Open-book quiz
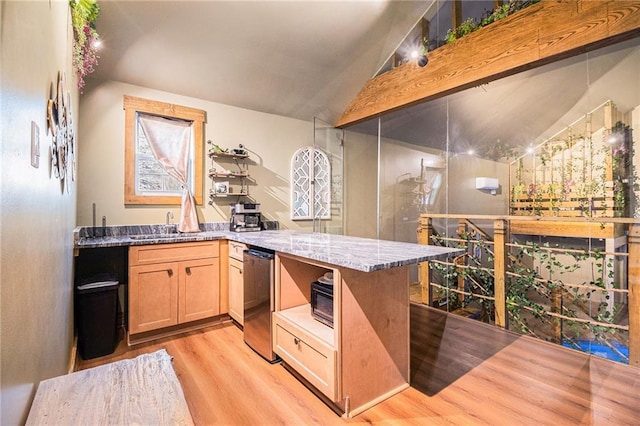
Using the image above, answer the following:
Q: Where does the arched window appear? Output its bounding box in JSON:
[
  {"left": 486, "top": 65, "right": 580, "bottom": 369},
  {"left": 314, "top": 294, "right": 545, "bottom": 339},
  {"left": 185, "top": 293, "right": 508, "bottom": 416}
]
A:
[{"left": 291, "top": 147, "right": 331, "bottom": 220}]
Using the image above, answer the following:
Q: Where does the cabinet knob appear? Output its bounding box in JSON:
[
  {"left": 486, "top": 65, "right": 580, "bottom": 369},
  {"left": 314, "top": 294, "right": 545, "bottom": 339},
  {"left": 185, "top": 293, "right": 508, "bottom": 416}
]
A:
[
  {"left": 186, "top": 267, "right": 191, "bottom": 275},
  {"left": 293, "top": 337, "right": 300, "bottom": 345},
  {"left": 167, "top": 269, "right": 173, "bottom": 277}
]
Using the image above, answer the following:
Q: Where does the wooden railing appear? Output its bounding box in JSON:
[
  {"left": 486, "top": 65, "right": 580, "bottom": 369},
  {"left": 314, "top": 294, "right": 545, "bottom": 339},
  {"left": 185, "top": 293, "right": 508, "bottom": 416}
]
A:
[{"left": 417, "top": 214, "right": 640, "bottom": 367}]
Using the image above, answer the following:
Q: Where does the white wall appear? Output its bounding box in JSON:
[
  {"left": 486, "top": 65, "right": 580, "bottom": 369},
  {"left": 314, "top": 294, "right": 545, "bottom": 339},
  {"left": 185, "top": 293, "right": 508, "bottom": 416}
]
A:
[
  {"left": 78, "top": 80, "right": 315, "bottom": 230},
  {"left": 1, "top": 1, "right": 77, "bottom": 424}
]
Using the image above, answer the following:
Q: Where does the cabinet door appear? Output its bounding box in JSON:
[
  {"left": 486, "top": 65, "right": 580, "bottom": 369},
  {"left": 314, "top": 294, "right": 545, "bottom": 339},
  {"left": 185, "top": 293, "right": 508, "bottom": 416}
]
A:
[
  {"left": 129, "top": 263, "right": 179, "bottom": 334},
  {"left": 228, "top": 258, "right": 243, "bottom": 325},
  {"left": 179, "top": 258, "right": 220, "bottom": 324}
]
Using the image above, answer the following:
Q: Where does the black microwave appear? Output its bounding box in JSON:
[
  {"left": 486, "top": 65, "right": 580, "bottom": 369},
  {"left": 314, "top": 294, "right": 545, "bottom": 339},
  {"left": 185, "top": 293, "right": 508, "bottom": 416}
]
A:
[{"left": 311, "top": 281, "right": 333, "bottom": 328}]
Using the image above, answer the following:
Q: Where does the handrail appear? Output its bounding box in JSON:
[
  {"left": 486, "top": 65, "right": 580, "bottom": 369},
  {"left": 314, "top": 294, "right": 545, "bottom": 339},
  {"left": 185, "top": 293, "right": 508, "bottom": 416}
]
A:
[
  {"left": 417, "top": 213, "right": 640, "bottom": 367},
  {"left": 420, "top": 213, "right": 640, "bottom": 224}
]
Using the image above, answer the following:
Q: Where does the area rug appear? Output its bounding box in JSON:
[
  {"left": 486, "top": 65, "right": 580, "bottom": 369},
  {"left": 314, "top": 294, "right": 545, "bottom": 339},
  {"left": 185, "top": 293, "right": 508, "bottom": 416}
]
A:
[{"left": 26, "top": 349, "right": 193, "bottom": 425}]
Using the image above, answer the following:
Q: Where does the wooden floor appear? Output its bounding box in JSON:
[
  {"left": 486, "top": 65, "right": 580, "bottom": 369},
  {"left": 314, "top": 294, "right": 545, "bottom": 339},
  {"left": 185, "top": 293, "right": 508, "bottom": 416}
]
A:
[{"left": 77, "top": 305, "right": 640, "bottom": 425}]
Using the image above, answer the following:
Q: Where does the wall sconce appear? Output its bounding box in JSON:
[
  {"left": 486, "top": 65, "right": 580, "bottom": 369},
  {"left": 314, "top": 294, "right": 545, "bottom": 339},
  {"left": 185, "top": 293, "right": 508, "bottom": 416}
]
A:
[
  {"left": 410, "top": 49, "right": 428, "bottom": 67},
  {"left": 475, "top": 177, "right": 499, "bottom": 195}
]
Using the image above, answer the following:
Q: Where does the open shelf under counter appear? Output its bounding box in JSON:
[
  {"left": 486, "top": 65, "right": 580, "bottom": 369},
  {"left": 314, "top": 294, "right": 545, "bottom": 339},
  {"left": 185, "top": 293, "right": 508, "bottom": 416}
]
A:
[
  {"left": 275, "top": 303, "right": 334, "bottom": 347},
  {"left": 273, "top": 250, "right": 415, "bottom": 417}
]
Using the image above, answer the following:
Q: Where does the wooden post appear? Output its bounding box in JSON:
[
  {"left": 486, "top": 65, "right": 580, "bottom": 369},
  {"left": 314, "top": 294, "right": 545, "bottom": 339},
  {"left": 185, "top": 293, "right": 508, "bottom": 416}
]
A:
[
  {"left": 392, "top": 52, "right": 403, "bottom": 68},
  {"left": 420, "top": 18, "right": 430, "bottom": 47},
  {"left": 417, "top": 216, "right": 433, "bottom": 306},
  {"left": 628, "top": 224, "right": 640, "bottom": 367},
  {"left": 493, "top": 219, "right": 508, "bottom": 329},
  {"left": 457, "top": 220, "right": 467, "bottom": 306},
  {"left": 452, "top": 0, "right": 462, "bottom": 32},
  {"left": 550, "top": 287, "right": 562, "bottom": 344}
]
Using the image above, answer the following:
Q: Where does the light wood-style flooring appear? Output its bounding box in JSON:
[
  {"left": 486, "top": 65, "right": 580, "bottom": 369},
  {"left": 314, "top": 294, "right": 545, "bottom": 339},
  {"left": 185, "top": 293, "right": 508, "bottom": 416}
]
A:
[{"left": 76, "top": 304, "right": 640, "bottom": 425}]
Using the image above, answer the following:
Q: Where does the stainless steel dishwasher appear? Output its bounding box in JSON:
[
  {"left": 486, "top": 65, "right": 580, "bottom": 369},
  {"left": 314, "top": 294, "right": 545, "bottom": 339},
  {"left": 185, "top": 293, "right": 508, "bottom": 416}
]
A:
[{"left": 243, "top": 247, "right": 279, "bottom": 363}]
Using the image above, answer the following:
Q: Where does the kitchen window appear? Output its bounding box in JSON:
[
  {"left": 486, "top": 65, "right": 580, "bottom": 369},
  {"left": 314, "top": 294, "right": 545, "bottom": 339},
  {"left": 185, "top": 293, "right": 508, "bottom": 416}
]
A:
[{"left": 123, "top": 96, "right": 205, "bottom": 205}]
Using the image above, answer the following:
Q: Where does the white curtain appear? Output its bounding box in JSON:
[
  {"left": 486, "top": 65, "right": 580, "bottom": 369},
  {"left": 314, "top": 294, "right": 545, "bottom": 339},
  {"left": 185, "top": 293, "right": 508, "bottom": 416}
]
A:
[{"left": 138, "top": 113, "right": 200, "bottom": 232}]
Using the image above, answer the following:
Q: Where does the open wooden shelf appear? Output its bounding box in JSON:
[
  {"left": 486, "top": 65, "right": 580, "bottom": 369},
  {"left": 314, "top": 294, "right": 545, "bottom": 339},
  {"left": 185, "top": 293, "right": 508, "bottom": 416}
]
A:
[{"left": 276, "top": 304, "right": 334, "bottom": 347}]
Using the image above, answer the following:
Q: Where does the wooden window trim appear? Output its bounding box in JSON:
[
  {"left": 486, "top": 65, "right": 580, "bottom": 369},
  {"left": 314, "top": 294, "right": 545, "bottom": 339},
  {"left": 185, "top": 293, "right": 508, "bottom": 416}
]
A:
[{"left": 123, "top": 95, "right": 205, "bottom": 205}]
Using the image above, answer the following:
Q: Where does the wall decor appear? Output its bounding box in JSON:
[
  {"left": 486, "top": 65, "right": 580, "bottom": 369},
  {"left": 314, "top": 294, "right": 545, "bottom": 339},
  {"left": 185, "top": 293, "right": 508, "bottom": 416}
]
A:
[
  {"left": 47, "top": 72, "right": 75, "bottom": 192},
  {"left": 215, "top": 181, "right": 230, "bottom": 196},
  {"left": 290, "top": 146, "right": 331, "bottom": 220}
]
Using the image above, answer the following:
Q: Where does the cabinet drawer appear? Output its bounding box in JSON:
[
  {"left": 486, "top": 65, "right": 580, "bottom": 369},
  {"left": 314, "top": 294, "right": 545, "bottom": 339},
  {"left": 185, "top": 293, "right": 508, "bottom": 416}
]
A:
[
  {"left": 229, "top": 257, "right": 243, "bottom": 271},
  {"left": 274, "top": 322, "right": 337, "bottom": 401},
  {"left": 229, "top": 241, "right": 247, "bottom": 261},
  {"left": 130, "top": 241, "right": 219, "bottom": 266}
]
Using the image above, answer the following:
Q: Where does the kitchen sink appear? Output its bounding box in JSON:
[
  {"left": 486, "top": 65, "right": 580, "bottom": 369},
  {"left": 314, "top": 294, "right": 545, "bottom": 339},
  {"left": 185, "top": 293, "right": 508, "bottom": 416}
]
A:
[{"left": 129, "top": 233, "right": 205, "bottom": 240}]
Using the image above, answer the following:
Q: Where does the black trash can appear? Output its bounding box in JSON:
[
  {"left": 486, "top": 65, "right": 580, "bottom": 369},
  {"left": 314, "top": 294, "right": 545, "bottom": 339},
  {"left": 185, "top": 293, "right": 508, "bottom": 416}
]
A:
[{"left": 75, "top": 275, "right": 120, "bottom": 360}]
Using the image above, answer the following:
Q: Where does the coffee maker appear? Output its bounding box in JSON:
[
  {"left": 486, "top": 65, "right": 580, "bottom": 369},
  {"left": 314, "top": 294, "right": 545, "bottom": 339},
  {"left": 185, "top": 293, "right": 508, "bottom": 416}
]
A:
[{"left": 230, "top": 203, "right": 262, "bottom": 232}]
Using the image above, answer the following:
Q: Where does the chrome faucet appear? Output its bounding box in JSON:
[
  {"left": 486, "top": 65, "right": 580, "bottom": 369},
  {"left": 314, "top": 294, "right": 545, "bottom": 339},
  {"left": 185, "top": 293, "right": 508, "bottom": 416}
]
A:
[{"left": 165, "top": 211, "right": 176, "bottom": 233}]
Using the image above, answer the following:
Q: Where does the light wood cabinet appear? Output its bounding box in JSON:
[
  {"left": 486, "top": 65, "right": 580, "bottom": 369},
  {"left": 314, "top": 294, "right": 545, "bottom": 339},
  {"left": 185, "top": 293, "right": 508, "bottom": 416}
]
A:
[
  {"left": 129, "top": 262, "right": 179, "bottom": 333},
  {"left": 129, "top": 242, "right": 220, "bottom": 337},
  {"left": 273, "top": 253, "right": 409, "bottom": 418},
  {"left": 228, "top": 241, "right": 246, "bottom": 325},
  {"left": 179, "top": 257, "right": 220, "bottom": 323},
  {"left": 228, "top": 257, "right": 244, "bottom": 324},
  {"left": 274, "top": 305, "right": 337, "bottom": 401}
]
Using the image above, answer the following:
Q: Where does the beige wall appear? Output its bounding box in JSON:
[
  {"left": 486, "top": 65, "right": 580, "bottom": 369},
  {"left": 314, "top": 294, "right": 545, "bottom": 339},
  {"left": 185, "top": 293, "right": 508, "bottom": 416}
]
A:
[
  {"left": 343, "top": 130, "right": 378, "bottom": 238},
  {"left": 344, "top": 129, "right": 510, "bottom": 241},
  {"left": 447, "top": 154, "right": 510, "bottom": 216},
  {"left": 379, "top": 140, "right": 447, "bottom": 243},
  {"left": 1, "top": 1, "right": 77, "bottom": 424},
  {"left": 78, "top": 80, "right": 315, "bottom": 231}
]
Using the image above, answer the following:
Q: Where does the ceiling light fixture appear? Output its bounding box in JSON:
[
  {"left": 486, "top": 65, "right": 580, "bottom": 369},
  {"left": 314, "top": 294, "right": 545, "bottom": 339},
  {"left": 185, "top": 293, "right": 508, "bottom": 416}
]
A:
[{"left": 606, "top": 133, "right": 620, "bottom": 144}]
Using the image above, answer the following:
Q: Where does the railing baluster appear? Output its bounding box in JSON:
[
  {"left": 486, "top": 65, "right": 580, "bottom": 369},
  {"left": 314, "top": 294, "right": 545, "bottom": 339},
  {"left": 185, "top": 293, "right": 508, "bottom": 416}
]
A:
[
  {"left": 628, "top": 224, "right": 640, "bottom": 367},
  {"left": 494, "top": 219, "right": 508, "bottom": 329},
  {"left": 417, "top": 216, "right": 433, "bottom": 306}
]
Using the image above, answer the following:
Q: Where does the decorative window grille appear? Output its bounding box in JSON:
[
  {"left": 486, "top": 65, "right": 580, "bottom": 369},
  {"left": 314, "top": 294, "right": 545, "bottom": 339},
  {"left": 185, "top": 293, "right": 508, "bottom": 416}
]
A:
[{"left": 291, "top": 147, "right": 331, "bottom": 220}]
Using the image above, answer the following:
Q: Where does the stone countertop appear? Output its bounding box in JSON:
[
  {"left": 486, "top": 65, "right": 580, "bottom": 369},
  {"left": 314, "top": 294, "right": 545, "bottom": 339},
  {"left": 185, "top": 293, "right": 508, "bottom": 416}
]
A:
[
  {"left": 75, "top": 226, "right": 461, "bottom": 273},
  {"left": 231, "top": 230, "right": 461, "bottom": 272}
]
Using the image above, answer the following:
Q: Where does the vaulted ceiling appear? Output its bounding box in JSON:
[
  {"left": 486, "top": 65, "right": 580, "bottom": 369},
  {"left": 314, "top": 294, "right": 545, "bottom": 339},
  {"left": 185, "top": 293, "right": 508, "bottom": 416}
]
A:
[{"left": 87, "top": 0, "right": 432, "bottom": 124}]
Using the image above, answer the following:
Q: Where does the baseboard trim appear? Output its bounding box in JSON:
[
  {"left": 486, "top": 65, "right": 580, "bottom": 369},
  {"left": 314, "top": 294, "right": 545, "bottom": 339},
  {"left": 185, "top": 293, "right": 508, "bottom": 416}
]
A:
[{"left": 68, "top": 334, "right": 78, "bottom": 374}]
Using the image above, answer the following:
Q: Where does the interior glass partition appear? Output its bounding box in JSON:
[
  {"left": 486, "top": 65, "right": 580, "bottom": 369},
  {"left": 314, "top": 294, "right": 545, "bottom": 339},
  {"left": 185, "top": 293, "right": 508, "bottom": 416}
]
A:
[
  {"left": 342, "top": 36, "right": 640, "bottom": 364},
  {"left": 313, "top": 117, "right": 344, "bottom": 234}
]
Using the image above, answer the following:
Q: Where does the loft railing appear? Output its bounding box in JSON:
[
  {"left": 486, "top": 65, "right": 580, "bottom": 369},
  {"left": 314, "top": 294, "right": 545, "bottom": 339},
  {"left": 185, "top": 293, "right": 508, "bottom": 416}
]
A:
[{"left": 417, "top": 213, "right": 640, "bottom": 367}]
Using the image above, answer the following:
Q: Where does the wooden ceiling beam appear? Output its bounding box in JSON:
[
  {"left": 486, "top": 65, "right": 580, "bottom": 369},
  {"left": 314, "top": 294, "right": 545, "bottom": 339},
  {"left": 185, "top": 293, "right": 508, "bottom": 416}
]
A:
[{"left": 335, "top": 1, "right": 640, "bottom": 128}]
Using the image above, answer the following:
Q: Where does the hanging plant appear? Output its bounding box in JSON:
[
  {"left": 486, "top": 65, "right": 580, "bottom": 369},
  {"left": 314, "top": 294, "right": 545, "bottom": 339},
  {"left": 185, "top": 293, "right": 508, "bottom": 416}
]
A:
[
  {"left": 445, "top": 0, "right": 541, "bottom": 44},
  {"left": 69, "top": 0, "right": 100, "bottom": 92}
]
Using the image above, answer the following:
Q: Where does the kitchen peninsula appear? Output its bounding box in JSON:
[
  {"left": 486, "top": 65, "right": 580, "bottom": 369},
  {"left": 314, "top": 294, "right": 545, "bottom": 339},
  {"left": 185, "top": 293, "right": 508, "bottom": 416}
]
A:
[{"left": 74, "top": 228, "right": 460, "bottom": 417}]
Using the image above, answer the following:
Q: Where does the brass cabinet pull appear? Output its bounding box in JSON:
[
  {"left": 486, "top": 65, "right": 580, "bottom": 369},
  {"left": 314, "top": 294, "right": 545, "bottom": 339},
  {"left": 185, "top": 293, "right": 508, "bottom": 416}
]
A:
[
  {"left": 167, "top": 269, "right": 173, "bottom": 277},
  {"left": 186, "top": 267, "right": 191, "bottom": 275},
  {"left": 293, "top": 337, "right": 300, "bottom": 345}
]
